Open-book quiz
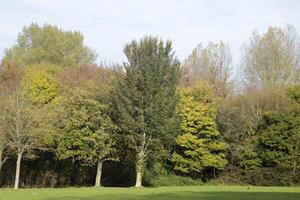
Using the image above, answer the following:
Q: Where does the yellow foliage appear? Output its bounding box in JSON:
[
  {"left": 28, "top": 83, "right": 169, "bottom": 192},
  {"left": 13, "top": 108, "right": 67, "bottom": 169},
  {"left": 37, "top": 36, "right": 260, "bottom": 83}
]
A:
[
  {"left": 22, "top": 65, "right": 58, "bottom": 105},
  {"left": 172, "top": 85, "right": 227, "bottom": 174}
]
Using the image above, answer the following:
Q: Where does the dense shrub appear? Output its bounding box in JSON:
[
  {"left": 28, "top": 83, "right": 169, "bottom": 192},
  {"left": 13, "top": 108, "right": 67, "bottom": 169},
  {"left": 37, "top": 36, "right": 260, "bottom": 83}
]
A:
[
  {"left": 145, "top": 174, "right": 203, "bottom": 187},
  {"left": 219, "top": 167, "right": 300, "bottom": 186}
]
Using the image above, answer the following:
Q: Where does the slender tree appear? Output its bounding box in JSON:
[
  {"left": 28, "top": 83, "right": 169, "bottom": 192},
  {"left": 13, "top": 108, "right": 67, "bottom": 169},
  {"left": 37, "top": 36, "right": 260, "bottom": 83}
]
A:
[
  {"left": 113, "top": 36, "right": 180, "bottom": 187},
  {"left": 2, "top": 93, "right": 43, "bottom": 189},
  {"left": 0, "top": 63, "right": 24, "bottom": 175}
]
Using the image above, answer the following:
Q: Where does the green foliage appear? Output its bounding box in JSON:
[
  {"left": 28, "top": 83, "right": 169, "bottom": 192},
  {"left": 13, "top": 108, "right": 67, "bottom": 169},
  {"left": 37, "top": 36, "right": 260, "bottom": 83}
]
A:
[
  {"left": 57, "top": 88, "right": 116, "bottom": 165},
  {"left": 239, "top": 147, "right": 262, "bottom": 170},
  {"left": 114, "top": 36, "right": 180, "bottom": 137},
  {"left": 287, "top": 85, "right": 300, "bottom": 103},
  {"left": 146, "top": 174, "right": 203, "bottom": 187},
  {"left": 22, "top": 66, "right": 58, "bottom": 105},
  {"left": 19, "top": 64, "right": 60, "bottom": 148},
  {"left": 287, "top": 85, "right": 300, "bottom": 114},
  {"left": 256, "top": 112, "right": 300, "bottom": 171},
  {"left": 3, "top": 23, "right": 96, "bottom": 67},
  {"left": 220, "top": 167, "right": 300, "bottom": 186},
  {"left": 2, "top": 23, "right": 300, "bottom": 188},
  {"left": 112, "top": 36, "right": 180, "bottom": 176},
  {"left": 172, "top": 83, "right": 227, "bottom": 175},
  {"left": 238, "top": 109, "right": 300, "bottom": 176}
]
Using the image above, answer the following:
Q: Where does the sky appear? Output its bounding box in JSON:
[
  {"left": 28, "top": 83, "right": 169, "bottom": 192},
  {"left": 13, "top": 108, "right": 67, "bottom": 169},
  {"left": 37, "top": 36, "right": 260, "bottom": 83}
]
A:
[{"left": 1, "top": 0, "right": 300, "bottom": 67}]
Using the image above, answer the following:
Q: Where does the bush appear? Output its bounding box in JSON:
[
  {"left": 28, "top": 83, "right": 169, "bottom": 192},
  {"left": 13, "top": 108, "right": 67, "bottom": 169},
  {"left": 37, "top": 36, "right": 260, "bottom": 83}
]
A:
[
  {"left": 146, "top": 174, "right": 203, "bottom": 187},
  {"left": 219, "top": 167, "right": 300, "bottom": 186}
]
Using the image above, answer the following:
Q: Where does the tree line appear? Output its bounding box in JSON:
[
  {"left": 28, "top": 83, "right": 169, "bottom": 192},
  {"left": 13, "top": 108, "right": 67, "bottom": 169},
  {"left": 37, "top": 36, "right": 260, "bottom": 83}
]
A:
[{"left": 0, "top": 23, "right": 300, "bottom": 189}]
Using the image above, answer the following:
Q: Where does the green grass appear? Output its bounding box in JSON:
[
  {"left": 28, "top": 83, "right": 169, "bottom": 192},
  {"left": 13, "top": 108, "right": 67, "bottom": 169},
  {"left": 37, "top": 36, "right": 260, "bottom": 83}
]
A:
[{"left": 0, "top": 186, "right": 300, "bottom": 200}]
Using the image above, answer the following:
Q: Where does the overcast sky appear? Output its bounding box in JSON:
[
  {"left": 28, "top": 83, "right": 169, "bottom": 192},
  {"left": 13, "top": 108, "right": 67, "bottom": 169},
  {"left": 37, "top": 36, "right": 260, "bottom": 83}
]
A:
[{"left": 1, "top": 0, "right": 300, "bottom": 67}]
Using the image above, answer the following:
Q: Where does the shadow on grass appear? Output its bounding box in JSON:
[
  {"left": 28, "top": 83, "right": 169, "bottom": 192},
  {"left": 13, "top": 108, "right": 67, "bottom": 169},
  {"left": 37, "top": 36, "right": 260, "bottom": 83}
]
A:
[{"left": 40, "top": 191, "right": 300, "bottom": 200}]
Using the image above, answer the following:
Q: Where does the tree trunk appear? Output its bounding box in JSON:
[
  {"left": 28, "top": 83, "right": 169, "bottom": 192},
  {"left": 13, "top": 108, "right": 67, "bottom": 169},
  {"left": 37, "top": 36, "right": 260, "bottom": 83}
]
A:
[
  {"left": 135, "top": 132, "right": 146, "bottom": 188},
  {"left": 0, "top": 148, "right": 3, "bottom": 172},
  {"left": 135, "top": 161, "right": 142, "bottom": 188},
  {"left": 293, "top": 160, "right": 297, "bottom": 176},
  {"left": 213, "top": 168, "right": 216, "bottom": 178},
  {"left": 95, "top": 160, "right": 103, "bottom": 187},
  {"left": 14, "top": 151, "right": 23, "bottom": 189}
]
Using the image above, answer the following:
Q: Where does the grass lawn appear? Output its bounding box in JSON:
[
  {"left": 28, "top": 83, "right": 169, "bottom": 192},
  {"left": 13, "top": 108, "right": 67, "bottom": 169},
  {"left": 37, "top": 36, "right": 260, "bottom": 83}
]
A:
[{"left": 0, "top": 186, "right": 300, "bottom": 200}]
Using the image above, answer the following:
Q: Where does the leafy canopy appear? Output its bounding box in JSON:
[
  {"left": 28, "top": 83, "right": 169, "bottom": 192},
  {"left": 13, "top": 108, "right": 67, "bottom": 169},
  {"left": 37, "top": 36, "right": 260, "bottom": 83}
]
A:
[
  {"left": 57, "top": 88, "right": 116, "bottom": 165},
  {"left": 3, "top": 23, "right": 96, "bottom": 68}
]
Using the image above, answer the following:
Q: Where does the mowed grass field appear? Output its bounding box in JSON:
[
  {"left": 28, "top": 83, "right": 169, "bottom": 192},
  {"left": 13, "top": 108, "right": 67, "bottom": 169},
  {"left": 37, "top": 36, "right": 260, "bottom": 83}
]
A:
[{"left": 0, "top": 186, "right": 300, "bottom": 200}]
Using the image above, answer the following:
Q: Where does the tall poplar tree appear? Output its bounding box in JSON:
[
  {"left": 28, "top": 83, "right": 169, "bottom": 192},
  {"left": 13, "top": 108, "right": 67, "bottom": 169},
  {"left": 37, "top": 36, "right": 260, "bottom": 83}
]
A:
[{"left": 113, "top": 36, "right": 180, "bottom": 187}]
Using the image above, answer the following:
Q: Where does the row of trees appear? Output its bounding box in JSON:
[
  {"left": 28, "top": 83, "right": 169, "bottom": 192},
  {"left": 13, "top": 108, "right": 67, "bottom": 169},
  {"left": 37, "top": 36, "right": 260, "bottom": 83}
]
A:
[{"left": 0, "top": 23, "right": 300, "bottom": 189}]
